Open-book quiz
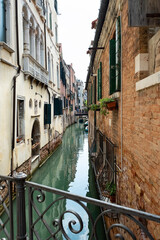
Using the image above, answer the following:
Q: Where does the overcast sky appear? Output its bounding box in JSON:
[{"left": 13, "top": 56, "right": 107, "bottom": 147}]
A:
[{"left": 58, "top": 0, "right": 100, "bottom": 83}]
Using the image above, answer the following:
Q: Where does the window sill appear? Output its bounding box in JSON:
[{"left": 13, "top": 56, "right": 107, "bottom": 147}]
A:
[
  {"left": 110, "top": 91, "right": 120, "bottom": 99},
  {"left": 0, "top": 42, "right": 14, "bottom": 53},
  {"left": 136, "top": 71, "right": 160, "bottom": 91}
]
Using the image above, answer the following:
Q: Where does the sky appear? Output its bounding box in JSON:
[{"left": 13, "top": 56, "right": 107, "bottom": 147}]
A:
[{"left": 57, "top": 0, "right": 100, "bottom": 83}]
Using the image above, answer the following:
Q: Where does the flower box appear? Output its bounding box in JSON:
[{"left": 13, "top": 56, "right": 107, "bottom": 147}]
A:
[{"left": 106, "top": 100, "right": 117, "bottom": 110}]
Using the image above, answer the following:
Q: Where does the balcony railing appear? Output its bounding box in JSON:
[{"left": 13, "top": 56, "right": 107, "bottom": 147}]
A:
[
  {"left": 23, "top": 54, "right": 49, "bottom": 85},
  {"left": 0, "top": 173, "right": 160, "bottom": 239}
]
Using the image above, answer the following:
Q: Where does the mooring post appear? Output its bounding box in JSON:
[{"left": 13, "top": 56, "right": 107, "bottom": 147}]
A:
[{"left": 14, "top": 172, "right": 27, "bottom": 240}]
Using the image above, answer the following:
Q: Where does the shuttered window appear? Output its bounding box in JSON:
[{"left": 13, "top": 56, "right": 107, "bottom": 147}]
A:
[
  {"left": 0, "top": 0, "right": 6, "bottom": 42},
  {"left": 99, "top": 62, "right": 102, "bottom": 99},
  {"left": 109, "top": 16, "right": 121, "bottom": 95},
  {"left": 109, "top": 39, "right": 116, "bottom": 95},
  {"left": 54, "top": 98, "right": 62, "bottom": 116},
  {"left": 116, "top": 16, "right": 121, "bottom": 91},
  {"left": 44, "top": 104, "right": 51, "bottom": 124},
  {"left": 97, "top": 62, "right": 102, "bottom": 100},
  {"left": 91, "top": 85, "right": 93, "bottom": 104}
]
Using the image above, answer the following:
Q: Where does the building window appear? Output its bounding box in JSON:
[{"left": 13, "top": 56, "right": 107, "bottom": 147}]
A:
[
  {"left": 54, "top": 0, "right": 58, "bottom": 13},
  {"left": 40, "top": 35, "right": 44, "bottom": 66},
  {"left": 51, "top": 55, "right": 54, "bottom": 83},
  {"left": 109, "top": 16, "right": 121, "bottom": 95},
  {"left": 34, "top": 99, "right": 38, "bottom": 114},
  {"left": 0, "top": 0, "right": 11, "bottom": 44},
  {"left": 29, "top": 98, "right": 32, "bottom": 108},
  {"left": 55, "top": 23, "right": 58, "bottom": 45},
  {"left": 48, "top": 52, "right": 51, "bottom": 81},
  {"left": 49, "top": 12, "right": 52, "bottom": 30},
  {"left": 17, "top": 99, "right": 25, "bottom": 142},
  {"left": 39, "top": 100, "right": 41, "bottom": 108},
  {"left": 57, "top": 64, "right": 60, "bottom": 88},
  {"left": 0, "top": 0, "right": 6, "bottom": 42},
  {"left": 97, "top": 62, "right": 102, "bottom": 100},
  {"left": 44, "top": 103, "right": 51, "bottom": 125},
  {"left": 54, "top": 98, "right": 62, "bottom": 116}
]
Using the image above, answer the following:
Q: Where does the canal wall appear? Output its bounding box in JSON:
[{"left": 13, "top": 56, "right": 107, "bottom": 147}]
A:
[{"left": 15, "top": 134, "right": 62, "bottom": 178}]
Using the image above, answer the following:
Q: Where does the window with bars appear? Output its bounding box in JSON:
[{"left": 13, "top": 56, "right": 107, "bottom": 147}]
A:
[{"left": 109, "top": 16, "right": 121, "bottom": 95}]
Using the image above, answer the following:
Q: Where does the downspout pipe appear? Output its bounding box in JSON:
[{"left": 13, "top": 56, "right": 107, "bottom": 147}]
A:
[{"left": 11, "top": 0, "right": 21, "bottom": 175}]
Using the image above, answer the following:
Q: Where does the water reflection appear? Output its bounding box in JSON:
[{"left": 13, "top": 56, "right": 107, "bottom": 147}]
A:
[{"left": 0, "top": 123, "right": 105, "bottom": 239}]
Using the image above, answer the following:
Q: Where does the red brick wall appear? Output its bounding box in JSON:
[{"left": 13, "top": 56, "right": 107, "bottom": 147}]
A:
[{"left": 88, "top": 0, "right": 160, "bottom": 237}]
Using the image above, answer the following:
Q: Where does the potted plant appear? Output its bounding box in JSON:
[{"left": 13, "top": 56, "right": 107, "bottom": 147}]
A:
[
  {"left": 99, "top": 98, "right": 117, "bottom": 111},
  {"left": 105, "top": 182, "right": 116, "bottom": 203},
  {"left": 90, "top": 104, "right": 100, "bottom": 111}
]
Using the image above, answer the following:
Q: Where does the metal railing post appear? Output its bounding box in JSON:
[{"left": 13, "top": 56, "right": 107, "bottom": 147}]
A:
[{"left": 14, "top": 172, "right": 27, "bottom": 240}]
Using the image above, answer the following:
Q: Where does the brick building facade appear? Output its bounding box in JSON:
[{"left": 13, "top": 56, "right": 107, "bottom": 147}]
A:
[{"left": 86, "top": 0, "right": 160, "bottom": 237}]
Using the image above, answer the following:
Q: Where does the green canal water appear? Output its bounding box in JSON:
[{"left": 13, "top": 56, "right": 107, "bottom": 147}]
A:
[{"left": 1, "top": 123, "right": 105, "bottom": 239}]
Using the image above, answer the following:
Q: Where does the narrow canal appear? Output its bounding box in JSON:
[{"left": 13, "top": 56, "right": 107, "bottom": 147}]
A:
[
  {"left": 1, "top": 123, "right": 105, "bottom": 239},
  {"left": 30, "top": 122, "right": 105, "bottom": 239}
]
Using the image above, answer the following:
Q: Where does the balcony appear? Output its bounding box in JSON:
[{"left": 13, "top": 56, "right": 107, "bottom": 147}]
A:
[{"left": 23, "top": 54, "right": 49, "bottom": 85}]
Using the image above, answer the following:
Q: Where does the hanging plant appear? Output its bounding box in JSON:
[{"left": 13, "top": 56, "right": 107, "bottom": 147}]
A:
[
  {"left": 90, "top": 104, "right": 100, "bottom": 111},
  {"left": 99, "top": 98, "right": 117, "bottom": 112}
]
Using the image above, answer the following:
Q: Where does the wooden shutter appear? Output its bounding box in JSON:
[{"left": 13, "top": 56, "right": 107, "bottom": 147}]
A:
[
  {"left": 44, "top": 104, "right": 51, "bottom": 124},
  {"left": 91, "top": 85, "right": 92, "bottom": 104},
  {"left": 109, "top": 39, "right": 116, "bottom": 95},
  {"left": 97, "top": 68, "right": 100, "bottom": 100},
  {"left": 54, "top": 98, "right": 62, "bottom": 115},
  {"left": 116, "top": 16, "right": 121, "bottom": 91},
  {"left": 99, "top": 62, "right": 102, "bottom": 99}
]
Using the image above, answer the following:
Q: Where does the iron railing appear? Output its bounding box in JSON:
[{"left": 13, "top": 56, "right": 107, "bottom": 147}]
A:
[{"left": 0, "top": 173, "right": 160, "bottom": 239}]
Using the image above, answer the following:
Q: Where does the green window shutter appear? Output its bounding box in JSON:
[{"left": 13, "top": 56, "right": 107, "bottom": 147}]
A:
[
  {"left": 99, "top": 62, "right": 102, "bottom": 99},
  {"left": 54, "top": 98, "right": 62, "bottom": 115},
  {"left": 91, "top": 85, "right": 92, "bottom": 104},
  {"left": 109, "top": 39, "right": 116, "bottom": 95},
  {"left": 116, "top": 16, "right": 121, "bottom": 91},
  {"left": 44, "top": 104, "right": 51, "bottom": 124},
  {"left": 97, "top": 68, "right": 100, "bottom": 100}
]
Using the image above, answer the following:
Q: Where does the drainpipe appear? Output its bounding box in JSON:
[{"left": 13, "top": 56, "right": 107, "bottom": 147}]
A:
[{"left": 11, "top": 0, "right": 21, "bottom": 175}]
